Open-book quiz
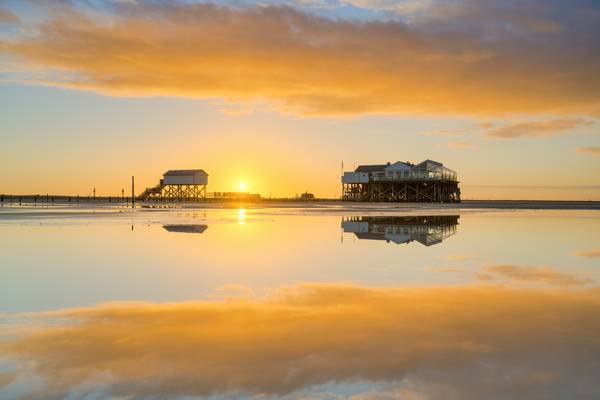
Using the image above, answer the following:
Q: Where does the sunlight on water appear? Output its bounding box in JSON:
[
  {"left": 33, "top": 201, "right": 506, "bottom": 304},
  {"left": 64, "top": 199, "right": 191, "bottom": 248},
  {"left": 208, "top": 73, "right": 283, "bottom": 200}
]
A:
[{"left": 0, "top": 206, "right": 599, "bottom": 399}]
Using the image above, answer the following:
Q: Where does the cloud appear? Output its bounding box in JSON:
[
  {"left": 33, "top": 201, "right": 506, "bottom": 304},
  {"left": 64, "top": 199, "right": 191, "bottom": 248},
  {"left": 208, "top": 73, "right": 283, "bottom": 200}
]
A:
[
  {"left": 478, "top": 264, "right": 591, "bottom": 287},
  {"left": 576, "top": 146, "right": 600, "bottom": 155},
  {"left": 447, "top": 141, "right": 474, "bottom": 149},
  {"left": 2, "top": 284, "right": 600, "bottom": 399},
  {"left": 424, "top": 266, "right": 465, "bottom": 272},
  {"left": 483, "top": 118, "right": 591, "bottom": 139},
  {"left": 421, "top": 129, "right": 467, "bottom": 137},
  {"left": 0, "top": 1, "right": 599, "bottom": 115},
  {"left": 344, "top": 0, "right": 436, "bottom": 15},
  {"left": 0, "top": 8, "right": 18, "bottom": 23},
  {"left": 0, "top": 373, "right": 16, "bottom": 387},
  {"left": 575, "top": 248, "right": 600, "bottom": 258}
]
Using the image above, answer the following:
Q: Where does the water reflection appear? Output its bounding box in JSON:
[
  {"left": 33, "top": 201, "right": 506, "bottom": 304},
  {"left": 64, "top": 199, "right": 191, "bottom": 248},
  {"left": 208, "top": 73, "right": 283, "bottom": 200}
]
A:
[
  {"left": 1, "top": 284, "right": 598, "bottom": 399},
  {"left": 342, "top": 215, "right": 459, "bottom": 246},
  {"left": 162, "top": 224, "right": 208, "bottom": 234}
]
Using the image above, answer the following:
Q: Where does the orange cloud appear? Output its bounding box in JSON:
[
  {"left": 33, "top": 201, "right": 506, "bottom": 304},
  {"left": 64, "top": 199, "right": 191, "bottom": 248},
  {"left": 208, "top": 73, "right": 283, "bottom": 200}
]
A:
[
  {"left": 575, "top": 248, "right": 600, "bottom": 258},
  {"left": 483, "top": 118, "right": 591, "bottom": 139},
  {"left": 424, "top": 266, "right": 465, "bottom": 272},
  {"left": 0, "top": 8, "right": 18, "bottom": 23},
  {"left": 1, "top": 2, "right": 599, "bottom": 116},
  {"left": 421, "top": 129, "right": 467, "bottom": 137},
  {"left": 1, "top": 284, "right": 600, "bottom": 399},
  {"left": 447, "top": 140, "right": 475, "bottom": 149}
]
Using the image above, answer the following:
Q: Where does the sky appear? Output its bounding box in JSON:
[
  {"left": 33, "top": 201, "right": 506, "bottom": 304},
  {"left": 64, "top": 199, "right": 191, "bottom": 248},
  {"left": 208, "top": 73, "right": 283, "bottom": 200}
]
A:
[{"left": 0, "top": 0, "right": 599, "bottom": 199}]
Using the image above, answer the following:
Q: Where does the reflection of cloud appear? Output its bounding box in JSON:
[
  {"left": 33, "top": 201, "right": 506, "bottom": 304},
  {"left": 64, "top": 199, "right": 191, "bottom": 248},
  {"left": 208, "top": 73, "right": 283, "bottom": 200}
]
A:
[
  {"left": 576, "top": 146, "right": 600, "bottom": 155},
  {"left": 1, "top": 1, "right": 599, "bottom": 115},
  {"left": 446, "top": 254, "right": 472, "bottom": 261},
  {"left": 0, "top": 8, "right": 18, "bottom": 23},
  {"left": 478, "top": 264, "right": 591, "bottom": 287},
  {"left": 575, "top": 248, "right": 600, "bottom": 258},
  {"left": 0, "top": 372, "right": 16, "bottom": 387},
  {"left": 484, "top": 118, "right": 590, "bottom": 139},
  {"left": 2, "top": 284, "right": 600, "bottom": 399}
]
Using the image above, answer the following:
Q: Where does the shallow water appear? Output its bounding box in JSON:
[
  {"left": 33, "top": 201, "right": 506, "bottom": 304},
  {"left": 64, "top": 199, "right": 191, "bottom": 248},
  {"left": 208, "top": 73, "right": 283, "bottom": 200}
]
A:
[{"left": 0, "top": 205, "right": 599, "bottom": 399}]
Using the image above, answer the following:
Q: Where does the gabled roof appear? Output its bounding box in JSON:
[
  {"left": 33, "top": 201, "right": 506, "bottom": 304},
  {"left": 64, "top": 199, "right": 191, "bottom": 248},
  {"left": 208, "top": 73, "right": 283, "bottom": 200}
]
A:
[
  {"left": 416, "top": 159, "right": 443, "bottom": 169},
  {"left": 355, "top": 164, "right": 388, "bottom": 173},
  {"left": 385, "top": 161, "right": 412, "bottom": 171},
  {"left": 163, "top": 169, "right": 208, "bottom": 176}
]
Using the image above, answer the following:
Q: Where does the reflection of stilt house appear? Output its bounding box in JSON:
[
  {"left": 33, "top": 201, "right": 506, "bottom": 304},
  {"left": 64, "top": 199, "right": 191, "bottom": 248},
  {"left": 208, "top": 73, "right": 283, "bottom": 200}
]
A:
[
  {"left": 139, "top": 170, "right": 208, "bottom": 201},
  {"left": 162, "top": 224, "right": 208, "bottom": 233},
  {"left": 342, "top": 216, "right": 459, "bottom": 246},
  {"left": 342, "top": 160, "right": 460, "bottom": 202}
]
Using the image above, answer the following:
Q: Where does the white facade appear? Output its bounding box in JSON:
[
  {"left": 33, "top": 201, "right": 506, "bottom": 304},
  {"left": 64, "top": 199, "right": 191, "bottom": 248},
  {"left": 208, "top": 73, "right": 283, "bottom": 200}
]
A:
[
  {"left": 342, "top": 160, "right": 457, "bottom": 183},
  {"left": 342, "top": 172, "right": 369, "bottom": 184},
  {"left": 383, "top": 161, "right": 412, "bottom": 180},
  {"left": 341, "top": 220, "right": 369, "bottom": 233},
  {"left": 163, "top": 170, "right": 208, "bottom": 185}
]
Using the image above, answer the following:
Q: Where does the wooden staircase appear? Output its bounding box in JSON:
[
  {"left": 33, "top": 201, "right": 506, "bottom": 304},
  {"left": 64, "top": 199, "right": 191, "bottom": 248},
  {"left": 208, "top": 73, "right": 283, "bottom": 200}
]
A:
[{"left": 137, "top": 182, "right": 165, "bottom": 200}]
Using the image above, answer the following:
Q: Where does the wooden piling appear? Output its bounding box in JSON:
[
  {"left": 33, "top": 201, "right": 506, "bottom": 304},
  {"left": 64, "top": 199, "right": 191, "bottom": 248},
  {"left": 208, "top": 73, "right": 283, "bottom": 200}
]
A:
[{"left": 132, "top": 176, "right": 135, "bottom": 209}]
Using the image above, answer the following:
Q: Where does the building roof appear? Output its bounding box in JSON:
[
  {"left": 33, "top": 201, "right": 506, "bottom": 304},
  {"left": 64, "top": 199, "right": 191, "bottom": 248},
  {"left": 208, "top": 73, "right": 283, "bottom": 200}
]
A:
[
  {"left": 163, "top": 169, "right": 208, "bottom": 176},
  {"left": 385, "top": 161, "right": 413, "bottom": 171},
  {"left": 355, "top": 164, "right": 388, "bottom": 173},
  {"left": 416, "top": 160, "right": 443, "bottom": 169}
]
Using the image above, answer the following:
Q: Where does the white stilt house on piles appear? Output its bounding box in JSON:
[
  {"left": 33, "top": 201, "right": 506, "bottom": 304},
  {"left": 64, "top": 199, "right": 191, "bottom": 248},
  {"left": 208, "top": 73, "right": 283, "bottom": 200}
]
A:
[
  {"left": 342, "top": 160, "right": 460, "bottom": 202},
  {"left": 139, "top": 169, "right": 208, "bottom": 201}
]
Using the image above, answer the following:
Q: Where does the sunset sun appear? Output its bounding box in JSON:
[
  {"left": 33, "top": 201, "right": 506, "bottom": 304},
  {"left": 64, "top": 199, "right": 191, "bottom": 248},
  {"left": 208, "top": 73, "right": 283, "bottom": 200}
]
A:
[{"left": 238, "top": 182, "right": 247, "bottom": 191}]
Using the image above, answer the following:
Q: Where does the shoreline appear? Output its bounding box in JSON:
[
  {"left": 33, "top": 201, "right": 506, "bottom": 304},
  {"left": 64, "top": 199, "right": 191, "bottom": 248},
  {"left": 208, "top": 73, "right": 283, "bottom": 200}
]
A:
[{"left": 1, "top": 198, "right": 599, "bottom": 211}]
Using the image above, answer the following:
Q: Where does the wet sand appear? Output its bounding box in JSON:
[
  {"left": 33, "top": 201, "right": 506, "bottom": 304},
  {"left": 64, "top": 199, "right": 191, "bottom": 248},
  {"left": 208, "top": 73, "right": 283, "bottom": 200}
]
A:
[{"left": 1, "top": 199, "right": 599, "bottom": 213}]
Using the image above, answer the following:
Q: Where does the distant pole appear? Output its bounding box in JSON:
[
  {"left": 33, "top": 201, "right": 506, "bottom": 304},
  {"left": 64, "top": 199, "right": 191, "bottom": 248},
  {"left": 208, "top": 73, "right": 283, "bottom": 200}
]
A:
[
  {"left": 93, "top": 188, "right": 96, "bottom": 199},
  {"left": 122, "top": 188, "right": 124, "bottom": 200},
  {"left": 340, "top": 160, "right": 344, "bottom": 200},
  {"left": 131, "top": 176, "right": 135, "bottom": 209}
]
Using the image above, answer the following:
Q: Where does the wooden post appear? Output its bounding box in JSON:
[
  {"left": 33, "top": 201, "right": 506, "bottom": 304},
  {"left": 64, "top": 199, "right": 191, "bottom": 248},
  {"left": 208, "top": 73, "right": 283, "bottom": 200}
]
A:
[{"left": 131, "top": 176, "right": 135, "bottom": 209}]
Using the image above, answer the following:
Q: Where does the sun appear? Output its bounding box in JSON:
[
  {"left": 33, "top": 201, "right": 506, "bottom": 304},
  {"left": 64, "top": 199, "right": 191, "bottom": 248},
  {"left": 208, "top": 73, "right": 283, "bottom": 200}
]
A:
[{"left": 238, "top": 182, "right": 247, "bottom": 191}]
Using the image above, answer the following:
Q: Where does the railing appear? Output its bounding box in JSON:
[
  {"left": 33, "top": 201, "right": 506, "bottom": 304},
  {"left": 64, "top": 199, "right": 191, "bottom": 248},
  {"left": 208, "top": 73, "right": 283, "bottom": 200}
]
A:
[{"left": 370, "top": 170, "right": 457, "bottom": 182}]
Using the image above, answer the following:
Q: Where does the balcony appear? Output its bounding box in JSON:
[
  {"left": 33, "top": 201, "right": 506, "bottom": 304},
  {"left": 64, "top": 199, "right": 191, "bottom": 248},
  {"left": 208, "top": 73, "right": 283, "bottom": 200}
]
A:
[{"left": 370, "top": 169, "right": 457, "bottom": 182}]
